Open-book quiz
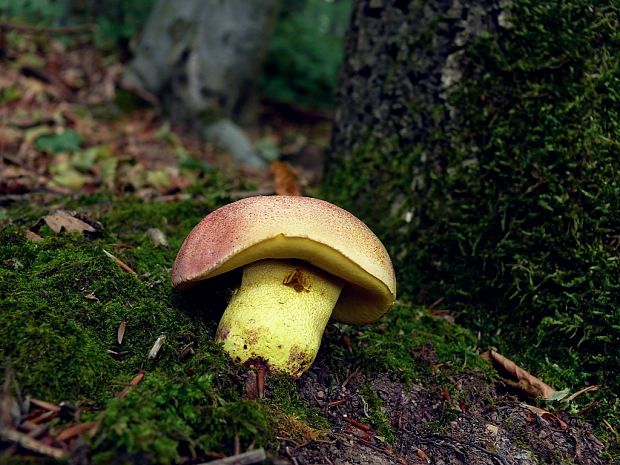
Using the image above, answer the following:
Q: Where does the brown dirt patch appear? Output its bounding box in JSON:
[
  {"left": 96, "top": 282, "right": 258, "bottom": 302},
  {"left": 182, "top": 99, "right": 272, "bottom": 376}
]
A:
[{"left": 271, "top": 357, "right": 608, "bottom": 465}]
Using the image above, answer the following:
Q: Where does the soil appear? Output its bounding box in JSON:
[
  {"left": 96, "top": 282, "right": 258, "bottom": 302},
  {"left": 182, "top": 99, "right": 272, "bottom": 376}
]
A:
[{"left": 271, "top": 351, "right": 607, "bottom": 465}]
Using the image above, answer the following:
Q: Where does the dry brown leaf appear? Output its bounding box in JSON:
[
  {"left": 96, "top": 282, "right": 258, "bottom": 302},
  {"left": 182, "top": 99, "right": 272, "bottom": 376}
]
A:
[
  {"left": 520, "top": 403, "right": 568, "bottom": 431},
  {"left": 270, "top": 161, "right": 302, "bottom": 196},
  {"left": 36, "top": 210, "right": 96, "bottom": 235},
  {"left": 24, "top": 230, "right": 43, "bottom": 242},
  {"left": 147, "top": 334, "right": 166, "bottom": 359},
  {"left": 117, "top": 320, "right": 127, "bottom": 345},
  {"left": 481, "top": 350, "right": 556, "bottom": 399}
]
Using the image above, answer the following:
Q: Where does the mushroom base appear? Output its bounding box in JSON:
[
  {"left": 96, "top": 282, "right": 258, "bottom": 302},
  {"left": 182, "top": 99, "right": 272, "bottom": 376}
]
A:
[{"left": 215, "top": 259, "right": 343, "bottom": 377}]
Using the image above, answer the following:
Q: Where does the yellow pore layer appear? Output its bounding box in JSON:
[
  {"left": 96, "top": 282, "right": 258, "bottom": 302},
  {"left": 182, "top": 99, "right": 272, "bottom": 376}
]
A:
[{"left": 215, "top": 259, "right": 343, "bottom": 377}]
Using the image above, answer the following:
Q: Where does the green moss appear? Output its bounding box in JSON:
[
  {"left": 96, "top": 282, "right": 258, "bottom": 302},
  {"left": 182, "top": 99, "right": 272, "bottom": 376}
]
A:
[
  {"left": 0, "top": 194, "right": 279, "bottom": 462},
  {"left": 326, "top": 304, "right": 489, "bottom": 382},
  {"left": 359, "top": 384, "right": 396, "bottom": 444},
  {"left": 323, "top": 0, "right": 620, "bottom": 450},
  {"left": 269, "top": 374, "right": 330, "bottom": 434},
  {"left": 92, "top": 373, "right": 273, "bottom": 464}
]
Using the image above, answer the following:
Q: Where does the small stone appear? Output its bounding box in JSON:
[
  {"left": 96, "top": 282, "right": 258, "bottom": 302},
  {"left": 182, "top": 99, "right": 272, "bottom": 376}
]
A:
[{"left": 316, "top": 390, "right": 325, "bottom": 399}]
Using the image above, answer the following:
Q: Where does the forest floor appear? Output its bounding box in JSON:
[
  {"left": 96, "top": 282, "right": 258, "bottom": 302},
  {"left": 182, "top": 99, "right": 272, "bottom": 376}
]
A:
[{"left": 0, "top": 32, "right": 614, "bottom": 465}]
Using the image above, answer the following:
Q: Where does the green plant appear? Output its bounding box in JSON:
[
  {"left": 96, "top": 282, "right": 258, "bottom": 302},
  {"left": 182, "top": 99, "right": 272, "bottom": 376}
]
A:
[
  {"left": 0, "top": 0, "right": 68, "bottom": 26},
  {"left": 0, "top": 0, "right": 153, "bottom": 51},
  {"left": 261, "top": 0, "right": 351, "bottom": 109}
]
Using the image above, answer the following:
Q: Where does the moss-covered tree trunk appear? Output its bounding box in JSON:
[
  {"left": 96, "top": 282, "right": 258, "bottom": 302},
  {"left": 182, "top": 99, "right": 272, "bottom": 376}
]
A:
[
  {"left": 327, "top": 0, "right": 505, "bottom": 295},
  {"left": 325, "top": 0, "right": 620, "bottom": 415}
]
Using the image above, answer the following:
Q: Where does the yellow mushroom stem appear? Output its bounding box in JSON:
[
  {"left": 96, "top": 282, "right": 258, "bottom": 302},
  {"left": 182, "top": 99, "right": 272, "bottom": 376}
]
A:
[{"left": 215, "top": 259, "right": 343, "bottom": 377}]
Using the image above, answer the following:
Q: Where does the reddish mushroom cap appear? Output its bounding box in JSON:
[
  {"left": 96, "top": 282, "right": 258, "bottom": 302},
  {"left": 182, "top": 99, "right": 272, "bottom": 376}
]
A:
[{"left": 172, "top": 195, "right": 396, "bottom": 324}]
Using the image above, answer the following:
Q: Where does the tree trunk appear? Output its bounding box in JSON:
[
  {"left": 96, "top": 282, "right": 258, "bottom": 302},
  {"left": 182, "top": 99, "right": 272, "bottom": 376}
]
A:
[
  {"left": 127, "top": 0, "right": 278, "bottom": 123},
  {"left": 326, "top": 0, "right": 504, "bottom": 284},
  {"left": 124, "top": 0, "right": 279, "bottom": 168},
  {"left": 324, "top": 0, "right": 620, "bottom": 406}
]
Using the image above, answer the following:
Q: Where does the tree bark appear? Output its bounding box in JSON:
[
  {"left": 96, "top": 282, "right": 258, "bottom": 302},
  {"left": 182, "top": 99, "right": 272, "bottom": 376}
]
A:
[
  {"left": 325, "top": 0, "right": 620, "bottom": 401},
  {"left": 124, "top": 0, "right": 279, "bottom": 168},
  {"left": 127, "top": 0, "right": 278, "bottom": 122},
  {"left": 326, "top": 0, "right": 505, "bottom": 272}
]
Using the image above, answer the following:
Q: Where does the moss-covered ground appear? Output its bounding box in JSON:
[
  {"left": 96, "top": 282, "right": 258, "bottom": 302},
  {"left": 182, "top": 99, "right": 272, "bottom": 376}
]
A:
[{"left": 0, "top": 186, "right": 495, "bottom": 464}]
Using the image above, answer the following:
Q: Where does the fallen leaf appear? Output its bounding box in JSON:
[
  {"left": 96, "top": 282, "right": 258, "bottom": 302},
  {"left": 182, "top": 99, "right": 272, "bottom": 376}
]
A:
[
  {"left": 29, "top": 398, "right": 60, "bottom": 413},
  {"left": 34, "top": 210, "right": 98, "bottom": 236},
  {"left": 178, "top": 342, "right": 195, "bottom": 362},
  {"left": 148, "top": 334, "right": 166, "bottom": 359},
  {"left": 97, "top": 157, "right": 118, "bottom": 191},
  {"left": 117, "top": 320, "right": 127, "bottom": 344},
  {"left": 271, "top": 161, "right": 302, "bottom": 196},
  {"left": 485, "top": 424, "right": 499, "bottom": 435},
  {"left": 145, "top": 168, "right": 171, "bottom": 190},
  {"left": 24, "top": 230, "right": 43, "bottom": 242},
  {"left": 481, "top": 350, "right": 556, "bottom": 399},
  {"left": 520, "top": 403, "right": 568, "bottom": 431},
  {"left": 545, "top": 388, "right": 571, "bottom": 402},
  {"left": 244, "top": 370, "right": 258, "bottom": 400}
]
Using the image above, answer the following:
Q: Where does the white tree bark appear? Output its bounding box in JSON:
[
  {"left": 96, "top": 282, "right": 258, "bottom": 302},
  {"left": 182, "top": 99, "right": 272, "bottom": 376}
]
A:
[{"left": 125, "top": 0, "right": 279, "bottom": 168}]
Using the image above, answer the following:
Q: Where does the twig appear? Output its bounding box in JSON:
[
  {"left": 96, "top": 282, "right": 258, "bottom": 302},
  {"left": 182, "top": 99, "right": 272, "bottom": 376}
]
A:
[
  {"left": 341, "top": 369, "right": 360, "bottom": 388},
  {"left": 197, "top": 448, "right": 266, "bottom": 465},
  {"left": 55, "top": 421, "right": 98, "bottom": 442},
  {"left": 0, "top": 428, "right": 67, "bottom": 460},
  {"left": 103, "top": 249, "right": 137, "bottom": 275},
  {"left": 119, "top": 371, "right": 145, "bottom": 399},
  {"left": 284, "top": 446, "right": 299, "bottom": 465},
  {"left": 342, "top": 416, "right": 371, "bottom": 431},
  {"left": 0, "top": 21, "right": 96, "bottom": 34},
  {"left": 325, "top": 395, "right": 352, "bottom": 409}
]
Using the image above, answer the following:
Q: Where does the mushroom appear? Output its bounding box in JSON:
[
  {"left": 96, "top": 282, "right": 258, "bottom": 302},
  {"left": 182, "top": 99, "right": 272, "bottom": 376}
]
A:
[{"left": 172, "top": 195, "right": 396, "bottom": 377}]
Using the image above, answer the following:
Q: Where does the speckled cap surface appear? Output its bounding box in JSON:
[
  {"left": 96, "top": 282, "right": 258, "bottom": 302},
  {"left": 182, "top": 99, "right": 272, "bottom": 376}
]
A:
[{"left": 171, "top": 195, "right": 396, "bottom": 324}]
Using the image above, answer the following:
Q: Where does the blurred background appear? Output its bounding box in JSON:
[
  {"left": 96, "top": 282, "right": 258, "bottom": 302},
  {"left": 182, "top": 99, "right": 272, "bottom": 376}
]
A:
[{"left": 0, "top": 0, "right": 352, "bottom": 200}]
